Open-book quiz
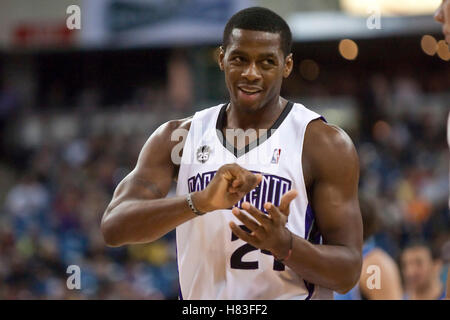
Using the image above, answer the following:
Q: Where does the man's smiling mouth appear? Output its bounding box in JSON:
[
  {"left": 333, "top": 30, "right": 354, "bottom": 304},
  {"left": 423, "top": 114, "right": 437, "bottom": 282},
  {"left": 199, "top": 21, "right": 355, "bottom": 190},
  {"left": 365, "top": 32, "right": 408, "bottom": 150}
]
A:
[{"left": 238, "top": 86, "right": 263, "bottom": 95}]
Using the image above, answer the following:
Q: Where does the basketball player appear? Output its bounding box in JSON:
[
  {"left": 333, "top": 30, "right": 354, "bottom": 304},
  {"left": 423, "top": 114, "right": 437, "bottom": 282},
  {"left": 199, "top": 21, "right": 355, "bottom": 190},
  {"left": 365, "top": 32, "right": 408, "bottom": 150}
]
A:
[
  {"left": 101, "top": 7, "right": 363, "bottom": 299},
  {"left": 401, "top": 241, "right": 446, "bottom": 300},
  {"left": 434, "top": 0, "right": 450, "bottom": 300},
  {"left": 334, "top": 196, "right": 403, "bottom": 299}
]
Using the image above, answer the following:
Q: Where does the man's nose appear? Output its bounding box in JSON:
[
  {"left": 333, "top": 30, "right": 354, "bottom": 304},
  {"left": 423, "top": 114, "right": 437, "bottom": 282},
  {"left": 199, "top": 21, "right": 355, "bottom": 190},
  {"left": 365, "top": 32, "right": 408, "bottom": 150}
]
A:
[
  {"left": 242, "top": 62, "right": 261, "bottom": 81},
  {"left": 434, "top": 5, "right": 444, "bottom": 24}
]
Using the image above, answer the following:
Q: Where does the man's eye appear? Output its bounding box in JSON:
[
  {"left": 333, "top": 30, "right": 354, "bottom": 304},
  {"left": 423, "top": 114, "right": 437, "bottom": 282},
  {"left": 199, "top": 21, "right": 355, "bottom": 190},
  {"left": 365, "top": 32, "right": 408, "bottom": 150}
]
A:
[
  {"left": 232, "top": 57, "right": 243, "bottom": 62},
  {"left": 263, "top": 59, "right": 275, "bottom": 65}
]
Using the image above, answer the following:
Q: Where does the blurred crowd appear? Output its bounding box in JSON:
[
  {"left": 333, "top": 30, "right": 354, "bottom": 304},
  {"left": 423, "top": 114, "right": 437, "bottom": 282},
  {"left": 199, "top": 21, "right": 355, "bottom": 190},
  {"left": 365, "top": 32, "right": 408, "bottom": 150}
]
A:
[
  {"left": 357, "top": 73, "right": 449, "bottom": 254},
  {"left": 0, "top": 81, "right": 181, "bottom": 298},
  {"left": 0, "top": 125, "right": 180, "bottom": 299},
  {"left": 0, "top": 54, "right": 449, "bottom": 299}
]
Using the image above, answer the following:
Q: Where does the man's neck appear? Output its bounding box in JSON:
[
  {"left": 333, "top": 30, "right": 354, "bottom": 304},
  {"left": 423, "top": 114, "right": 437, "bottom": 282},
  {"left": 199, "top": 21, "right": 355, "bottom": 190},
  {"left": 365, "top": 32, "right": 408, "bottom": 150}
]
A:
[{"left": 225, "top": 96, "right": 287, "bottom": 131}]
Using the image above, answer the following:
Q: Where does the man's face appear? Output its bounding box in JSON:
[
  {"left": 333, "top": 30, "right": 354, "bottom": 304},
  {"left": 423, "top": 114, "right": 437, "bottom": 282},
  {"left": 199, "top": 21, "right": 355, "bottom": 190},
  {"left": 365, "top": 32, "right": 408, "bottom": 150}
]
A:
[
  {"left": 219, "top": 29, "right": 293, "bottom": 113},
  {"left": 435, "top": 0, "right": 450, "bottom": 44},
  {"left": 401, "top": 247, "right": 437, "bottom": 291}
]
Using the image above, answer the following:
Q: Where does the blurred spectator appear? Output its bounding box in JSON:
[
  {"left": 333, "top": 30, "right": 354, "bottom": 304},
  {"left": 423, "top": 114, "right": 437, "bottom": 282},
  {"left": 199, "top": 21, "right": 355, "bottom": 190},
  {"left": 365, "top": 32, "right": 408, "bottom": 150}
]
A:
[
  {"left": 335, "top": 195, "right": 403, "bottom": 300},
  {"left": 401, "top": 240, "right": 446, "bottom": 300}
]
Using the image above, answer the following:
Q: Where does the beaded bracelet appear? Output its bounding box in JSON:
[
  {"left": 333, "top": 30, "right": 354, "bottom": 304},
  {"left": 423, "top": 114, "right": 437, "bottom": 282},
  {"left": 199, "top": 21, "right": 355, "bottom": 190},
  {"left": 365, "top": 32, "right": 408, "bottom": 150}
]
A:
[{"left": 186, "top": 193, "right": 206, "bottom": 216}]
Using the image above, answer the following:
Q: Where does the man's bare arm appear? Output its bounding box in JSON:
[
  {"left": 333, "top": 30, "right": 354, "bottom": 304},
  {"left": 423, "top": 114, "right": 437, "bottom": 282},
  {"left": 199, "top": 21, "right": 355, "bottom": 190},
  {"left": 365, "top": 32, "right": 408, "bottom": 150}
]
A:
[
  {"left": 100, "top": 118, "right": 198, "bottom": 246},
  {"left": 281, "top": 120, "right": 363, "bottom": 294}
]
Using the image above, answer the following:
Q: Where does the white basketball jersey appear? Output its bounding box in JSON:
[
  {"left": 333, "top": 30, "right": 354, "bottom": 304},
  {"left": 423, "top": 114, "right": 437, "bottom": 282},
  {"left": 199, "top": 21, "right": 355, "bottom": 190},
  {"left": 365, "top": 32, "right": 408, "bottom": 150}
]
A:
[{"left": 175, "top": 101, "right": 334, "bottom": 300}]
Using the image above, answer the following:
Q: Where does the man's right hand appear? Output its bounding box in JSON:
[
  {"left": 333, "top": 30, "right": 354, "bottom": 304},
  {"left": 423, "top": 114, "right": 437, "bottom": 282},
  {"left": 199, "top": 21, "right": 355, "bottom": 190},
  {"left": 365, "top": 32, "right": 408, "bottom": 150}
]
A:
[{"left": 192, "top": 163, "right": 262, "bottom": 213}]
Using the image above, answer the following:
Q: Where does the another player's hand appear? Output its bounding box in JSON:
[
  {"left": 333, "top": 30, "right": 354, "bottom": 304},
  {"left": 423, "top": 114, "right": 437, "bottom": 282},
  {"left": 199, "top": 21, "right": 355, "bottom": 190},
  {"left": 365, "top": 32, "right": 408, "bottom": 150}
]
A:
[
  {"left": 192, "top": 163, "right": 262, "bottom": 212},
  {"left": 229, "top": 189, "right": 298, "bottom": 258}
]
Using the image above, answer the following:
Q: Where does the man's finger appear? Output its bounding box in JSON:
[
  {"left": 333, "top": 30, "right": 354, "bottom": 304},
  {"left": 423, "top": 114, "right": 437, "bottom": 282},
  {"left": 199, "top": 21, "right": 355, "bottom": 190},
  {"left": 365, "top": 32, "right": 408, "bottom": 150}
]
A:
[
  {"left": 239, "top": 172, "right": 262, "bottom": 193},
  {"left": 242, "top": 202, "right": 271, "bottom": 228},
  {"left": 229, "top": 221, "right": 257, "bottom": 246},
  {"left": 232, "top": 178, "right": 243, "bottom": 188},
  {"left": 228, "top": 186, "right": 240, "bottom": 193},
  {"left": 253, "top": 173, "right": 263, "bottom": 186},
  {"left": 264, "top": 202, "right": 283, "bottom": 224},
  {"left": 227, "top": 191, "right": 246, "bottom": 204},
  {"left": 221, "top": 164, "right": 245, "bottom": 183},
  {"left": 232, "top": 207, "right": 261, "bottom": 233},
  {"left": 279, "top": 189, "right": 298, "bottom": 217}
]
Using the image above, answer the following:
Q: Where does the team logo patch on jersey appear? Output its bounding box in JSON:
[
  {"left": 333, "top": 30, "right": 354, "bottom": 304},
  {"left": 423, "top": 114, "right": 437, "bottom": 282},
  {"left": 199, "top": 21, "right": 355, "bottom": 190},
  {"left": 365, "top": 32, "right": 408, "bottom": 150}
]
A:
[
  {"left": 187, "top": 170, "right": 292, "bottom": 211},
  {"left": 271, "top": 148, "right": 281, "bottom": 164},
  {"left": 197, "top": 145, "right": 211, "bottom": 163}
]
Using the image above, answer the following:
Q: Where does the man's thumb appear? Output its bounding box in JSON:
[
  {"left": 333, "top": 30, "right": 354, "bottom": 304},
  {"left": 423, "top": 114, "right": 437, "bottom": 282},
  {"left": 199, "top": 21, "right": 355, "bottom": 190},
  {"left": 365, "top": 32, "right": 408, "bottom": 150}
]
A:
[{"left": 279, "top": 189, "right": 298, "bottom": 216}]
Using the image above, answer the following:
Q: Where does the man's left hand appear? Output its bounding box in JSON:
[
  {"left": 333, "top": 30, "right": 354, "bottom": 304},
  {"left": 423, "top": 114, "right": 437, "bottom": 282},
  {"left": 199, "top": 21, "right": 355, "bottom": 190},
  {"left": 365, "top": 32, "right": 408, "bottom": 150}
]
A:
[{"left": 229, "top": 189, "right": 298, "bottom": 259}]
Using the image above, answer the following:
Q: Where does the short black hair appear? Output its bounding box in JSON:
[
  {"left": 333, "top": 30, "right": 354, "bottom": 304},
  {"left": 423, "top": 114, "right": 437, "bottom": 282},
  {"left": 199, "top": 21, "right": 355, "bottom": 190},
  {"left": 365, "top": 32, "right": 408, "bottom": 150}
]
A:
[
  {"left": 403, "top": 239, "right": 441, "bottom": 261},
  {"left": 222, "top": 7, "right": 292, "bottom": 57}
]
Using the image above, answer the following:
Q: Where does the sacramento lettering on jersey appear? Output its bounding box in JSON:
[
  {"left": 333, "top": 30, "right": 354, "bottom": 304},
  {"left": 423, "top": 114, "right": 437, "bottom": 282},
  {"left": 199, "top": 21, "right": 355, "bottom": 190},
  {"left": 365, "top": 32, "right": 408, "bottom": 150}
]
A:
[{"left": 187, "top": 170, "right": 292, "bottom": 212}]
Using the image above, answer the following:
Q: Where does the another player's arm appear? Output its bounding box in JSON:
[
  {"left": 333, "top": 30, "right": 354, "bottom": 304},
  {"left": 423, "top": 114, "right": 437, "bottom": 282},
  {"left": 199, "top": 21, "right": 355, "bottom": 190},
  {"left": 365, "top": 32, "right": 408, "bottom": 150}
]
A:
[
  {"left": 359, "top": 249, "right": 403, "bottom": 300},
  {"left": 282, "top": 121, "right": 363, "bottom": 294},
  {"left": 101, "top": 118, "right": 198, "bottom": 246}
]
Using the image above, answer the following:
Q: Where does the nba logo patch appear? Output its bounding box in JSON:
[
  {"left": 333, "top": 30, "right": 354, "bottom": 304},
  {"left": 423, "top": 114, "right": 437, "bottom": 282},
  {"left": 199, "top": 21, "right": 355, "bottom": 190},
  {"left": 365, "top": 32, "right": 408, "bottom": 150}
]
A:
[{"left": 271, "top": 148, "right": 281, "bottom": 164}]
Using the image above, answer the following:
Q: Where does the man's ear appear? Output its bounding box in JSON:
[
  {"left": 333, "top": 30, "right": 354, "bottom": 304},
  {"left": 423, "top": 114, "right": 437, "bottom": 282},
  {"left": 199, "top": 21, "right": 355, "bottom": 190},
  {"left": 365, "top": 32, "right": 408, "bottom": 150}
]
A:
[
  {"left": 218, "top": 46, "right": 225, "bottom": 71},
  {"left": 283, "top": 53, "right": 293, "bottom": 78}
]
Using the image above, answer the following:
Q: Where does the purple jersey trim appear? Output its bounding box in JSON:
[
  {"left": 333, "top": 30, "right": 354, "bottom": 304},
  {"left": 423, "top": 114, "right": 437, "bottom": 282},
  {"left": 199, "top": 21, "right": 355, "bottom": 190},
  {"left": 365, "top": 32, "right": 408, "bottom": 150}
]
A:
[{"left": 304, "top": 203, "right": 323, "bottom": 299}]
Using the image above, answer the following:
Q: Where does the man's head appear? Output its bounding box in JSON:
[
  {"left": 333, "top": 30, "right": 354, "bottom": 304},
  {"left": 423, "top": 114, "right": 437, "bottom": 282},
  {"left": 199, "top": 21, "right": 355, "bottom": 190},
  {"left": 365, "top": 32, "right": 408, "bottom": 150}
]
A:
[
  {"left": 434, "top": 0, "right": 450, "bottom": 44},
  {"left": 401, "top": 241, "right": 443, "bottom": 293},
  {"left": 219, "top": 7, "right": 293, "bottom": 112}
]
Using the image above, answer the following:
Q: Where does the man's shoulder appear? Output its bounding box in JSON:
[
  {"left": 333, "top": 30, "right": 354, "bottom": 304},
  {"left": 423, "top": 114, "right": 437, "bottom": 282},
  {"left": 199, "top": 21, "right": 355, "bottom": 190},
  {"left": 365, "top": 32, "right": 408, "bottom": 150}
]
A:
[
  {"left": 162, "top": 103, "right": 225, "bottom": 135},
  {"left": 165, "top": 116, "right": 192, "bottom": 133},
  {"left": 304, "top": 119, "right": 359, "bottom": 176},
  {"left": 142, "top": 116, "right": 193, "bottom": 158},
  {"left": 305, "top": 120, "right": 355, "bottom": 154}
]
